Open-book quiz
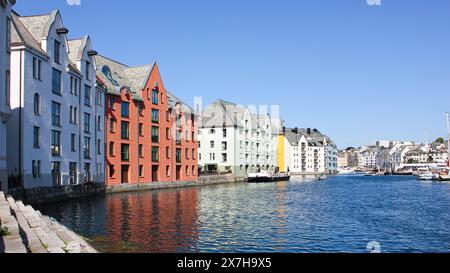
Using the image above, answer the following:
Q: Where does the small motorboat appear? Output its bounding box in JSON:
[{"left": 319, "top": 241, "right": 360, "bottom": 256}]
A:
[
  {"left": 417, "top": 171, "right": 434, "bottom": 181},
  {"left": 318, "top": 174, "right": 328, "bottom": 180},
  {"left": 246, "top": 171, "right": 290, "bottom": 183}
]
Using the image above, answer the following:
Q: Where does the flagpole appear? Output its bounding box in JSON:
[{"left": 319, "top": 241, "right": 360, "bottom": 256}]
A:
[{"left": 447, "top": 112, "right": 450, "bottom": 167}]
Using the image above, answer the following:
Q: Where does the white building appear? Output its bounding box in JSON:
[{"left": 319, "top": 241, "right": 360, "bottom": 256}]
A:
[
  {"left": 7, "top": 10, "right": 105, "bottom": 190},
  {"left": 0, "top": 0, "right": 14, "bottom": 193},
  {"left": 198, "top": 100, "right": 279, "bottom": 178},
  {"left": 283, "top": 128, "right": 327, "bottom": 175}
]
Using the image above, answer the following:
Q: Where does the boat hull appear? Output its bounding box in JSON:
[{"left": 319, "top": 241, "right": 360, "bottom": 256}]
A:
[{"left": 246, "top": 176, "right": 291, "bottom": 183}]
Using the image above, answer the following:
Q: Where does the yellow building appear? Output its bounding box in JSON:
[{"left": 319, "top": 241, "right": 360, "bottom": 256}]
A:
[{"left": 277, "top": 133, "right": 286, "bottom": 172}]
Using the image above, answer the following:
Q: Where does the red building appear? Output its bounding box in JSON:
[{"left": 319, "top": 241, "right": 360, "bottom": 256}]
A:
[{"left": 95, "top": 55, "right": 198, "bottom": 187}]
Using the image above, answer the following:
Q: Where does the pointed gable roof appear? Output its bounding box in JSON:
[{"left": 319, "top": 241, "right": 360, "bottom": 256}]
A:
[
  {"left": 10, "top": 12, "right": 47, "bottom": 57},
  {"left": 95, "top": 54, "right": 154, "bottom": 101}
]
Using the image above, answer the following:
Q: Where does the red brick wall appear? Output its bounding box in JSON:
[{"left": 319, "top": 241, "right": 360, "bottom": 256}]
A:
[{"left": 105, "top": 64, "right": 198, "bottom": 186}]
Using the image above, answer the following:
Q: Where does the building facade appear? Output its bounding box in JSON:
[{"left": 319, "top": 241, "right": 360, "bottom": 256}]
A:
[
  {"left": 281, "top": 128, "right": 335, "bottom": 175},
  {"left": 96, "top": 55, "right": 198, "bottom": 187},
  {"left": 0, "top": 0, "right": 15, "bottom": 192},
  {"left": 8, "top": 10, "right": 104, "bottom": 189},
  {"left": 197, "top": 100, "right": 278, "bottom": 178}
]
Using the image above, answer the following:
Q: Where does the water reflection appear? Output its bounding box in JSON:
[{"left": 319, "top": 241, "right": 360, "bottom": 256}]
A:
[{"left": 36, "top": 176, "right": 450, "bottom": 253}]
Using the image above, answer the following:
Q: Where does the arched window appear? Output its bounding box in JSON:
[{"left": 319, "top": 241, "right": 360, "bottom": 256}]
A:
[
  {"left": 209, "top": 129, "right": 216, "bottom": 134},
  {"left": 34, "top": 93, "right": 40, "bottom": 115}
]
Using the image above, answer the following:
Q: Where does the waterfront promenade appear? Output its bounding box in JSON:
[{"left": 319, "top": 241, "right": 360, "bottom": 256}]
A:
[{"left": 0, "top": 192, "right": 97, "bottom": 253}]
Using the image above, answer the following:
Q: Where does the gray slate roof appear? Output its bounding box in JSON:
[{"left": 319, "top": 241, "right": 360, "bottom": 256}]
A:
[
  {"left": 95, "top": 54, "right": 153, "bottom": 101},
  {"left": 284, "top": 128, "right": 327, "bottom": 147},
  {"left": 10, "top": 12, "right": 47, "bottom": 57}
]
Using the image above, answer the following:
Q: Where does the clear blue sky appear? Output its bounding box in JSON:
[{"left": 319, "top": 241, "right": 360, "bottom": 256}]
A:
[{"left": 15, "top": 0, "right": 450, "bottom": 149}]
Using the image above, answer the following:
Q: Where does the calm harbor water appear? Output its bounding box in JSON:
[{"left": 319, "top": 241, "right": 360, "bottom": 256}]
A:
[{"left": 36, "top": 175, "right": 450, "bottom": 253}]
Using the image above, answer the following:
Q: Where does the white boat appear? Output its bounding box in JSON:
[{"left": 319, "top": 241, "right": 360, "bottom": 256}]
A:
[
  {"left": 337, "top": 168, "right": 355, "bottom": 175},
  {"left": 417, "top": 171, "right": 434, "bottom": 181},
  {"left": 246, "top": 171, "right": 291, "bottom": 183}
]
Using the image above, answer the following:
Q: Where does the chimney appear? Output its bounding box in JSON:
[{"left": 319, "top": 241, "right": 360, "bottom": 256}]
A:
[{"left": 307, "top": 128, "right": 311, "bottom": 135}]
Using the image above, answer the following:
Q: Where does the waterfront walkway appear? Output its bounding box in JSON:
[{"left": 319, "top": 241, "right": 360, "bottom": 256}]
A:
[{"left": 0, "top": 192, "right": 97, "bottom": 253}]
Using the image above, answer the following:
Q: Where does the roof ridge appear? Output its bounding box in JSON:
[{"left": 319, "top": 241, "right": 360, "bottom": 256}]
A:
[{"left": 96, "top": 54, "right": 130, "bottom": 68}]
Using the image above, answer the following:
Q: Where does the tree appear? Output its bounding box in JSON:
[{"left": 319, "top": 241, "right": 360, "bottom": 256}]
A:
[{"left": 436, "top": 137, "right": 445, "bottom": 144}]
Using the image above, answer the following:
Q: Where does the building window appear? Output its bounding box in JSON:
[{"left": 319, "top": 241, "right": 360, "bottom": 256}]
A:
[
  {"left": 166, "top": 111, "right": 170, "bottom": 122},
  {"left": 71, "top": 134, "right": 76, "bottom": 152},
  {"left": 109, "top": 119, "right": 115, "bottom": 133},
  {"left": 6, "top": 17, "right": 11, "bottom": 51},
  {"left": 192, "top": 149, "right": 196, "bottom": 160},
  {"left": 222, "top": 153, "right": 227, "bottom": 163},
  {"left": 139, "top": 144, "right": 144, "bottom": 158},
  {"left": 97, "top": 139, "right": 101, "bottom": 155},
  {"left": 121, "top": 102, "right": 129, "bottom": 118},
  {"left": 54, "top": 40, "right": 61, "bottom": 64},
  {"left": 32, "top": 160, "right": 41, "bottom": 179},
  {"left": 138, "top": 103, "right": 143, "bottom": 116},
  {"left": 152, "top": 126, "right": 159, "bottom": 143},
  {"left": 84, "top": 85, "right": 91, "bottom": 106},
  {"left": 70, "top": 77, "right": 78, "bottom": 95},
  {"left": 192, "top": 166, "right": 196, "bottom": 176},
  {"left": 52, "top": 68, "right": 62, "bottom": 95},
  {"left": 86, "top": 61, "right": 91, "bottom": 81},
  {"left": 166, "top": 147, "right": 170, "bottom": 159},
  {"left": 152, "top": 89, "right": 158, "bottom": 105},
  {"left": 52, "top": 102, "right": 61, "bottom": 127},
  {"left": 176, "top": 130, "right": 182, "bottom": 145},
  {"left": 97, "top": 116, "right": 102, "bottom": 131},
  {"left": 176, "top": 148, "right": 182, "bottom": 163},
  {"left": 139, "top": 123, "right": 143, "bottom": 136},
  {"left": 121, "top": 121, "right": 129, "bottom": 140},
  {"left": 139, "top": 165, "right": 144, "bottom": 177},
  {"left": 84, "top": 137, "right": 91, "bottom": 159},
  {"left": 223, "top": 129, "right": 227, "bottom": 138},
  {"left": 109, "top": 97, "right": 115, "bottom": 110},
  {"left": 84, "top": 163, "right": 91, "bottom": 183},
  {"left": 96, "top": 90, "right": 102, "bottom": 106},
  {"left": 210, "top": 141, "right": 215, "bottom": 148},
  {"left": 33, "top": 94, "right": 41, "bottom": 116},
  {"left": 51, "top": 161, "right": 61, "bottom": 186},
  {"left": 69, "top": 162, "right": 77, "bottom": 185},
  {"left": 121, "top": 144, "right": 130, "bottom": 162},
  {"left": 51, "top": 130, "right": 61, "bottom": 156},
  {"left": 33, "top": 58, "right": 42, "bottom": 80},
  {"left": 151, "top": 109, "right": 159, "bottom": 123},
  {"left": 185, "top": 148, "right": 189, "bottom": 159},
  {"left": 84, "top": 113, "right": 91, "bottom": 133},
  {"left": 198, "top": 141, "right": 201, "bottom": 148},
  {"left": 166, "top": 128, "right": 170, "bottom": 140},
  {"left": 152, "top": 147, "right": 159, "bottom": 162},
  {"left": 70, "top": 107, "right": 78, "bottom": 124},
  {"left": 33, "top": 126, "right": 40, "bottom": 149},
  {"left": 166, "top": 166, "right": 170, "bottom": 177},
  {"left": 109, "top": 142, "right": 115, "bottom": 157},
  {"left": 109, "top": 165, "right": 115, "bottom": 178}
]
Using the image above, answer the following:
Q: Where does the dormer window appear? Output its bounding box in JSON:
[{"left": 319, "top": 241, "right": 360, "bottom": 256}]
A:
[{"left": 54, "top": 40, "right": 61, "bottom": 64}]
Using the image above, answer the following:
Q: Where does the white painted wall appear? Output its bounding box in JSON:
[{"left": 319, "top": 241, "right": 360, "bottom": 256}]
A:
[
  {"left": 0, "top": 0, "right": 13, "bottom": 192},
  {"left": 8, "top": 12, "right": 105, "bottom": 189}
]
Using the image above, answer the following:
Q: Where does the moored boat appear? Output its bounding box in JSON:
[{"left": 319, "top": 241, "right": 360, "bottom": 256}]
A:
[{"left": 246, "top": 171, "right": 291, "bottom": 183}]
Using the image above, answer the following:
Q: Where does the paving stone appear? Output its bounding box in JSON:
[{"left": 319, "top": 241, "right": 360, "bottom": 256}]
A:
[
  {"left": 48, "top": 247, "right": 65, "bottom": 253},
  {"left": 1, "top": 237, "right": 28, "bottom": 253},
  {"left": 66, "top": 242, "right": 81, "bottom": 253}
]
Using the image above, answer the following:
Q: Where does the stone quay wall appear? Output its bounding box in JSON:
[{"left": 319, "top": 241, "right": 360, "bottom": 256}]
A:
[{"left": 0, "top": 192, "right": 97, "bottom": 253}]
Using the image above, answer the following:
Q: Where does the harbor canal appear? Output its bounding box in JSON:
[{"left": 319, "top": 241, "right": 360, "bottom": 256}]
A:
[{"left": 35, "top": 175, "right": 450, "bottom": 253}]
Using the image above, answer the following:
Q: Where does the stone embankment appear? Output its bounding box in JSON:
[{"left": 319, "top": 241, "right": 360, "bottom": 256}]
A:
[{"left": 0, "top": 192, "right": 97, "bottom": 253}]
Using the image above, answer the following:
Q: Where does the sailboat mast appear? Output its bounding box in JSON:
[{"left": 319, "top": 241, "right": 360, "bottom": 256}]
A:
[{"left": 447, "top": 112, "right": 450, "bottom": 167}]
